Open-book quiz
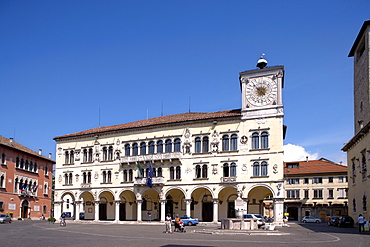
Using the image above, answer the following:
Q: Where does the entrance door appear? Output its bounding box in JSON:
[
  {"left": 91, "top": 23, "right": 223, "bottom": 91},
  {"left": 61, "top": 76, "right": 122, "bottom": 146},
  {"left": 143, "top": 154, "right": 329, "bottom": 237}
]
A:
[
  {"left": 21, "top": 200, "right": 29, "bottom": 218},
  {"left": 228, "top": 201, "right": 236, "bottom": 218},
  {"left": 99, "top": 203, "right": 107, "bottom": 220},
  {"left": 119, "top": 203, "right": 126, "bottom": 221},
  {"left": 202, "top": 202, "right": 213, "bottom": 222},
  {"left": 287, "top": 207, "right": 298, "bottom": 221},
  {"left": 165, "top": 196, "right": 173, "bottom": 217}
]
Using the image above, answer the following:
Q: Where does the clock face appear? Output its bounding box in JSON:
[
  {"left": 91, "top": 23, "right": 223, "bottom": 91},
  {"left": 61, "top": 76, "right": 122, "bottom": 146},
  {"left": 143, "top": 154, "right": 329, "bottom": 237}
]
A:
[{"left": 245, "top": 77, "right": 277, "bottom": 106}]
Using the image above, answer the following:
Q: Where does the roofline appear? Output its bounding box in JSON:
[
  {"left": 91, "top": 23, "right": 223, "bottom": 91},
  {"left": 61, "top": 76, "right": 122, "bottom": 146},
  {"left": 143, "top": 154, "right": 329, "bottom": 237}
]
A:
[
  {"left": 348, "top": 20, "right": 370, "bottom": 57},
  {"left": 342, "top": 120, "right": 370, "bottom": 151}
]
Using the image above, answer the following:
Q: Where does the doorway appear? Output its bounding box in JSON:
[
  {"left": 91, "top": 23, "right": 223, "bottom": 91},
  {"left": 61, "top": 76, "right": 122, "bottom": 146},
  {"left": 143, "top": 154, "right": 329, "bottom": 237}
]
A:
[{"left": 202, "top": 202, "right": 213, "bottom": 222}]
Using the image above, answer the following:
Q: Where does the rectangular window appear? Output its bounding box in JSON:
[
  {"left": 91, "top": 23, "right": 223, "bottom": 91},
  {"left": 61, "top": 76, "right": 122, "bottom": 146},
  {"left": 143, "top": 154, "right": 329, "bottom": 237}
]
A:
[
  {"left": 313, "top": 189, "right": 323, "bottom": 198},
  {"left": 0, "top": 201, "right": 4, "bottom": 210},
  {"left": 338, "top": 176, "right": 344, "bottom": 183},
  {"left": 304, "top": 178, "right": 309, "bottom": 184},
  {"left": 304, "top": 190, "right": 309, "bottom": 199},
  {"left": 287, "top": 178, "right": 300, "bottom": 185},
  {"left": 328, "top": 189, "right": 334, "bottom": 199},
  {"left": 312, "top": 177, "right": 323, "bottom": 184},
  {"left": 338, "top": 188, "right": 346, "bottom": 198},
  {"left": 287, "top": 190, "right": 300, "bottom": 199},
  {"left": 328, "top": 177, "right": 333, "bottom": 183}
]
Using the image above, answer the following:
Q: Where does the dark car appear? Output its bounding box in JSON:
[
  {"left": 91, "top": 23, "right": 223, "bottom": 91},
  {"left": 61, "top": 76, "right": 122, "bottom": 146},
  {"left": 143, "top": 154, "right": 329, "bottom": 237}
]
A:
[
  {"left": 79, "top": 212, "right": 85, "bottom": 220},
  {"left": 338, "top": 216, "right": 354, "bottom": 227},
  {"left": 327, "top": 216, "right": 340, "bottom": 226}
]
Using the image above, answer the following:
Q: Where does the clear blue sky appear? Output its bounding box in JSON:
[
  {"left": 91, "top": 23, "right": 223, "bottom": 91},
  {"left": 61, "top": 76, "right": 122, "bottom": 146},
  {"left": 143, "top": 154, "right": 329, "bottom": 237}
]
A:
[{"left": 1, "top": 0, "right": 369, "bottom": 164}]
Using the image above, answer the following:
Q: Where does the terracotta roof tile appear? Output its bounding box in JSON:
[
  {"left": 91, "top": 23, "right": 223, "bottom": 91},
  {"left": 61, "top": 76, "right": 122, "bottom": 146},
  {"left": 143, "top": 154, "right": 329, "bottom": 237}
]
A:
[
  {"left": 0, "top": 136, "right": 55, "bottom": 162},
  {"left": 54, "top": 109, "right": 242, "bottom": 140},
  {"left": 284, "top": 158, "right": 347, "bottom": 176}
]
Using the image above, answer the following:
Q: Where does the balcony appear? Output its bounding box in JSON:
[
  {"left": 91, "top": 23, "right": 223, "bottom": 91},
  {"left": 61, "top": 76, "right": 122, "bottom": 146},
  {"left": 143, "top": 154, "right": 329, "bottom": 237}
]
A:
[
  {"left": 17, "top": 190, "right": 36, "bottom": 197},
  {"left": 221, "top": 177, "right": 237, "bottom": 183},
  {"left": 134, "top": 177, "right": 165, "bottom": 186},
  {"left": 120, "top": 152, "right": 182, "bottom": 164}
]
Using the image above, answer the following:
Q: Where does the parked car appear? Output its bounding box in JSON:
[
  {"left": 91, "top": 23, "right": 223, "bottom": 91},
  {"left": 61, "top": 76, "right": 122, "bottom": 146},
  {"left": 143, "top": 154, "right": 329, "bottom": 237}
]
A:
[
  {"left": 173, "top": 215, "right": 198, "bottom": 226},
  {"left": 79, "top": 212, "right": 85, "bottom": 220},
  {"left": 302, "top": 216, "right": 321, "bottom": 223},
  {"left": 337, "top": 216, "right": 354, "bottom": 227},
  {"left": 0, "top": 214, "right": 12, "bottom": 223},
  {"left": 327, "top": 216, "right": 340, "bottom": 226},
  {"left": 242, "top": 214, "right": 265, "bottom": 228}
]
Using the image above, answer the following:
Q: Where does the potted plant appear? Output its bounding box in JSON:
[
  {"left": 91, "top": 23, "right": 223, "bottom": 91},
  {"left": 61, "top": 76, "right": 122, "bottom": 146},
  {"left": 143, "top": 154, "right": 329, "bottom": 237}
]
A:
[{"left": 48, "top": 217, "right": 56, "bottom": 223}]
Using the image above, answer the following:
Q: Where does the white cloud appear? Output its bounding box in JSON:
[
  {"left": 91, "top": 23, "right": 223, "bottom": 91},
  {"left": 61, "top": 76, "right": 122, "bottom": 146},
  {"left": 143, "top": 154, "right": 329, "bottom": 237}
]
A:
[{"left": 283, "top": 143, "right": 319, "bottom": 162}]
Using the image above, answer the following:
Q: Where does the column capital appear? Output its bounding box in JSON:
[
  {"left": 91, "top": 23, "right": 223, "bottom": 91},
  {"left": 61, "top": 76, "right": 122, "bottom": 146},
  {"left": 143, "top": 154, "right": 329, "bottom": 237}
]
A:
[
  {"left": 159, "top": 200, "right": 167, "bottom": 204},
  {"left": 212, "top": 198, "right": 219, "bottom": 204},
  {"left": 136, "top": 200, "right": 143, "bottom": 204},
  {"left": 184, "top": 199, "right": 192, "bottom": 204}
]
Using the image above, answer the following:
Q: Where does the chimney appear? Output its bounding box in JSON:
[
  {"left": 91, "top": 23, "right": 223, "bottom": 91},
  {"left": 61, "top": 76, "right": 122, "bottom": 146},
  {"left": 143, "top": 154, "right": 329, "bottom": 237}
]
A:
[
  {"left": 9, "top": 138, "right": 13, "bottom": 146},
  {"left": 39, "top": 149, "right": 42, "bottom": 155},
  {"left": 48, "top": 153, "right": 52, "bottom": 159},
  {"left": 306, "top": 156, "right": 309, "bottom": 162}
]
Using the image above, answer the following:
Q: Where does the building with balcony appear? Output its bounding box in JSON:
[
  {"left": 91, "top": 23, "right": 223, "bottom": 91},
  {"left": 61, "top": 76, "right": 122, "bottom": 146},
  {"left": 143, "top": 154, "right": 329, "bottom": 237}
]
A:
[
  {"left": 53, "top": 62, "right": 287, "bottom": 224},
  {"left": 0, "top": 136, "right": 54, "bottom": 219},
  {"left": 342, "top": 20, "right": 370, "bottom": 220},
  {"left": 284, "top": 158, "right": 348, "bottom": 221}
]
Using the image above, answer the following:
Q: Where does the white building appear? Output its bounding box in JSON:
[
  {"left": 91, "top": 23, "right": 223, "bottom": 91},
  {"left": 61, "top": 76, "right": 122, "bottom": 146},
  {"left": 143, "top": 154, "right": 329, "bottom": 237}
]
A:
[{"left": 53, "top": 62, "right": 286, "bottom": 224}]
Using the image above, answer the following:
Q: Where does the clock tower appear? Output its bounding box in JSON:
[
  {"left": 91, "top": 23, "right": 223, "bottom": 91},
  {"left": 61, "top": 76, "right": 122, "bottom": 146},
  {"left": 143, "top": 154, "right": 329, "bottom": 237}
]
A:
[{"left": 239, "top": 58, "right": 284, "bottom": 120}]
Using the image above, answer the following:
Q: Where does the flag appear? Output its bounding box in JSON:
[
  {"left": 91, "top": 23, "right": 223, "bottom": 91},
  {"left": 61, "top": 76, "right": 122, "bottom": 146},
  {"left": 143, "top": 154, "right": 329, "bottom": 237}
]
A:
[
  {"left": 137, "top": 162, "right": 143, "bottom": 177},
  {"left": 146, "top": 162, "right": 154, "bottom": 188},
  {"left": 33, "top": 185, "right": 38, "bottom": 192},
  {"left": 20, "top": 183, "right": 26, "bottom": 191}
]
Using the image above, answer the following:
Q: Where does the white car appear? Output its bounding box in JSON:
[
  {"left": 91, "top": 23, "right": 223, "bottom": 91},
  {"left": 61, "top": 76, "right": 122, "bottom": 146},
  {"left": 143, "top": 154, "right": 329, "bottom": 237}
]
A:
[
  {"left": 242, "top": 214, "right": 265, "bottom": 228},
  {"left": 302, "top": 216, "right": 321, "bottom": 223}
]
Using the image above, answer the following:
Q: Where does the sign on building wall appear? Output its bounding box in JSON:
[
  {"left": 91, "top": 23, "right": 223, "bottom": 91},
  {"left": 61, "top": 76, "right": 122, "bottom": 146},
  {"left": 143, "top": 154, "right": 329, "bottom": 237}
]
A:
[{"left": 8, "top": 203, "right": 16, "bottom": 210}]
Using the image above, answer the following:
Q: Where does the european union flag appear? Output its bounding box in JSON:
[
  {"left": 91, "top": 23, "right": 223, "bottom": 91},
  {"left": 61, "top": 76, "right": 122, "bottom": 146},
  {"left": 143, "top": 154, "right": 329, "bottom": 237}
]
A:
[{"left": 146, "top": 162, "right": 154, "bottom": 188}]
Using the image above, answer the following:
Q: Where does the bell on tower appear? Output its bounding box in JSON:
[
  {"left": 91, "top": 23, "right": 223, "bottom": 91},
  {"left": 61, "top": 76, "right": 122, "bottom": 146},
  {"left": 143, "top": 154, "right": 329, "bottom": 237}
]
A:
[{"left": 256, "top": 53, "right": 268, "bottom": 69}]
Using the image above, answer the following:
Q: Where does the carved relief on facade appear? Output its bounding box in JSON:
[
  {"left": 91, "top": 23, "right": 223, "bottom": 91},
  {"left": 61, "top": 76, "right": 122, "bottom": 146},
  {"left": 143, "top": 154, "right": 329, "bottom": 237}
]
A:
[
  {"left": 182, "top": 128, "right": 192, "bottom": 154},
  {"left": 211, "top": 130, "right": 219, "bottom": 153}
]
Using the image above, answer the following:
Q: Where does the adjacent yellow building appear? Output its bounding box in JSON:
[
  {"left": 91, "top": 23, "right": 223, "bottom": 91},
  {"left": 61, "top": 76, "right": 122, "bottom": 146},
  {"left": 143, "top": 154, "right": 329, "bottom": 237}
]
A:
[{"left": 53, "top": 63, "right": 287, "bottom": 224}]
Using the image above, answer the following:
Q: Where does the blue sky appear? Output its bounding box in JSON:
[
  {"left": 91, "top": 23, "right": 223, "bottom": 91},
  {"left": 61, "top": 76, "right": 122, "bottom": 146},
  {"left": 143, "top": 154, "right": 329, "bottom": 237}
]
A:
[{"left": 0, "top": 0, "right": 369, "bottom": 164}]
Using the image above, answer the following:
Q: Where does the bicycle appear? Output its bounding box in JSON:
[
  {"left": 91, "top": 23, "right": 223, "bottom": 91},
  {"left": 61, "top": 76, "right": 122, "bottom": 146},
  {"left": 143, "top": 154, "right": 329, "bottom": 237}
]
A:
[{"left": 60, "top": 218, "right": 66, "bottom": 227}]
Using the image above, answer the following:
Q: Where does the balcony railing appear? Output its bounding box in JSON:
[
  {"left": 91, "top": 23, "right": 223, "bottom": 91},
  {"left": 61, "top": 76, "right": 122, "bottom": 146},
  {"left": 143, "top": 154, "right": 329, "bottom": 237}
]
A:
[
  {"left": 120, "top": 152, "right": 182, "bottom": 164},
  {"left": 134, "top": 177, "right": 165, "bottom": 186},
  {"left": 16, "top": 190, "right": 36, "bottom": 197}
]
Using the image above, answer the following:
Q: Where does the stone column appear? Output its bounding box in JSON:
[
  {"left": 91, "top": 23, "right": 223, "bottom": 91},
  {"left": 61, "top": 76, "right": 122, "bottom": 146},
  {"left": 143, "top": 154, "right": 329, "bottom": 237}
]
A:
[
  {"left": 160, "top": 200, "right": 166, "bottom": 222},
  {"left": 273, "top": 198, "right": 284, "bottom": 225},
  {"left": 212, "top": 199, "right": 219, "bottom": 223},
  {"left": 136, "top": 200, "right": 142, "bottom": 222},
  {"left": 94, "top": 201, "right": 100, "bottom": 222},
  {"left": 184, "top": 199, "right": 192, "bottom": 217},
  {"left": 114, "top": 201, "right": 120, "bottom": 222},
  {"left": 75, "top": 201, "right": 81, "bottom": 221}
]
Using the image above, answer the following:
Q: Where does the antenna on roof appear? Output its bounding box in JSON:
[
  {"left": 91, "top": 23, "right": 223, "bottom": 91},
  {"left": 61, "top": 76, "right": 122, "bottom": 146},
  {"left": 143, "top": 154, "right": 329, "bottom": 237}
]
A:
[
  {"left": 161, "top": 101, "right": 164, "bottom": 116},
  {"left": 98, "top": 107, "right": 101, "bottom": 127}
]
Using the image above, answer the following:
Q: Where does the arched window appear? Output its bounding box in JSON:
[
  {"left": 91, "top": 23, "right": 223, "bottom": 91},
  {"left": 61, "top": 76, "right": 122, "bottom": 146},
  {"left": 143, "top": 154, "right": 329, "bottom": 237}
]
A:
[
  {"left": 87, "top": 172, "right": 91, "bottom": 183},
  {"left": 45, "top": 166, "right": 48, "bottom": 176},
  {"left": 102, "top": 147, "right": 108, "bottom": 161},
  {"left": 125, "top": 144, "right": 131, "bottom": 156},
  {"left": 102, "top": 171, "right": 107, "bottom": 183},
  {"left": 176, "top": 166, "right": 181, "bottom": 179},
  {"left": 132, "top": 143, "right": 138, "bottom": 156},
  {"left": 261, "top": 132, "right": 269, "bottom": 149},
  {"left": 128, "top": 169, "right": 133, "bottom": 181},
  {"left": 25, "top": 160, "right": 29, "bottom": 170},
  {"left": 83, "top": 149, "right": 87, "bottom": 163},
  {"left": 195, "top": 165, "right": 201, "bottom": 178},
  {"left": 70, "top": 150, "right": 74, "bottom": 164},
  {"left": 157, "top": 140, "right": 163, "bottom": 153},
  {"left": 16, "top": 157, "right": 19, "bottom": 168},
  {"left": 68, "top": 173, "right": 73, "bottom": 184},
  {"left": 261, "top": 161, "right": 268, "bottom": 176},
  {"left": 252, "top": 133, "right": 259, "bottom": 149},
  {"left": 165, "top": 139, "right": 172, "bottom": 153},
  {"left": 140, "top": 142, "right": 147, "bottom": 155},
  {"left": 231, "top": 134, "right": 238, "bottom": 151},
  {"left": 88, "top": 148, "right": 93, "bottom": 162},
  {"left": 29, "top": 162, "right": 33, "bottom": 172},
  {"left": 64, "top": 174, "right": 68, "bottom": 185},
  {"left": 170, "top": 167, "right": 175, "bottom": 180},
  {"left": 34, "top": 162, "right": 37, "bottom": 172},
  {"left": 123, "top": 170, "right": 128, "bottom": 182},
  {"left": 202, "top": 137, "right": 209, "bottom": 153},
  {"left": 230, "top": 163, "right": 237, "bottom": 177},
  {"left": 157, "top": 167, "right": 162, "bottom": 177},
  {"left": 83, "top": 172, "right": 87, "bottom": 183},
  {"left": 64, "top": 152, "right": 69, "bottom": 164},
  {"left": 202, "top": 164, "right": 208, "bottom": 178},
  {"left": 107, "top": 171, "right": 112, "bottom": 183},
  {"left": 148, "top": 141, "right": 155, "bottom": 154},
  {"left": 222, "top": 135, "right": 229, "bottom": 151},
  {"left": 195, "top": 137, "right": 201, "bottom": 153},
  {"left": 253, "top": 162, "right": 260, "bottom": 177},
  {"left": 223, "top": 163, "right": 229, "bottom": 177},
  {"left": 174, "top": 138, "right": 181, "bottom": 152},
  {"left": 108, "top": 146, "right": 114, "bottom": 160},
  {"left": 0, "top": 174, "right": 4, "bottom": 188},
  {"left": 1, "top": 153, "right": 5, "bottom": 164}
]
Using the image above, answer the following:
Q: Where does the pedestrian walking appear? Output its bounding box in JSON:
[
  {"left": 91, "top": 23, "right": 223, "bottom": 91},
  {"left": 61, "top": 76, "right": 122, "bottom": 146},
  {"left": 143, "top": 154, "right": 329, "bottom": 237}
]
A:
[
  {"left": 358, "top": 214, "right": 365, "bottom": 233},
  {"left": 147, "top": 212, "right": 152, "bottom": 221},
  {"left": 165, "top": 214, "right": 172, "bottom": 233}
]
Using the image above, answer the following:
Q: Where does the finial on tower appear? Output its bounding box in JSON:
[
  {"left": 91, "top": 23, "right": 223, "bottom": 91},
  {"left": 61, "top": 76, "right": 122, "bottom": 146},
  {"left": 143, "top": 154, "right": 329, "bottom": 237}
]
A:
[{"left": 256, "top": 53, "right": 268, "bottom": 69}]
